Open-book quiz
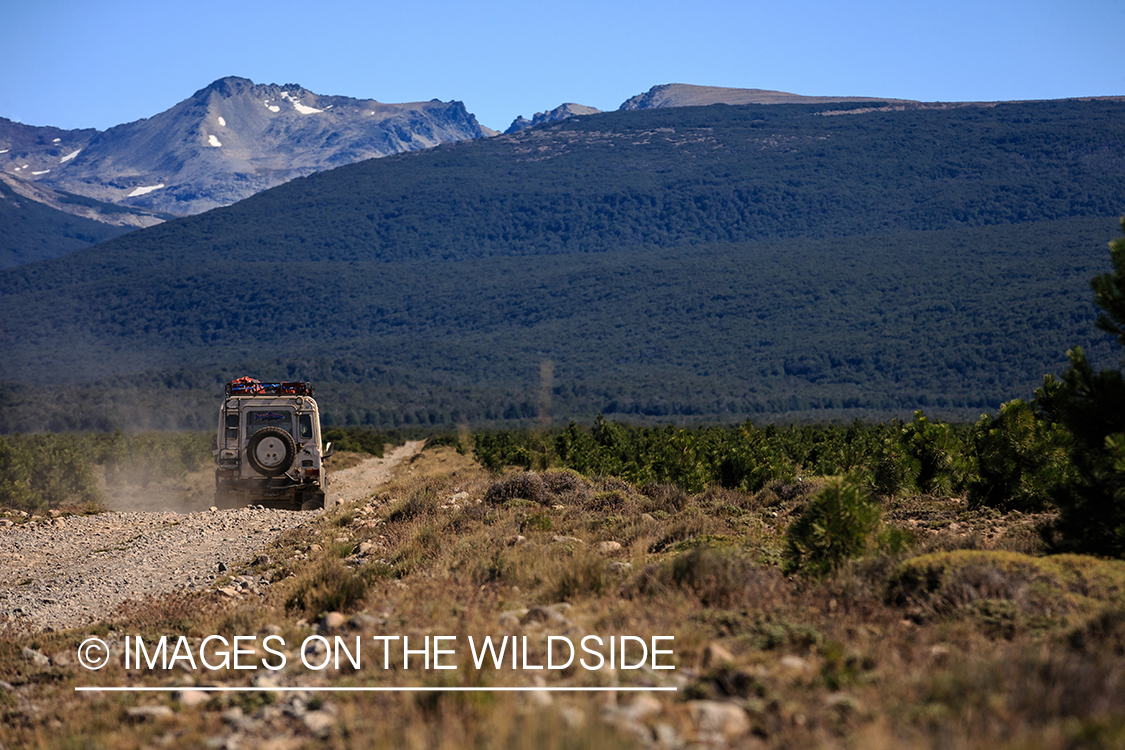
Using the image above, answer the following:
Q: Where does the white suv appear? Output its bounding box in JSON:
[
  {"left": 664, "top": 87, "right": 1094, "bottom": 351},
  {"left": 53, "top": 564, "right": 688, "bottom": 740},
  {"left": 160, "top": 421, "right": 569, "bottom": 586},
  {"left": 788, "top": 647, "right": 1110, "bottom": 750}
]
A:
[{"left": 213, "top": 378, "right": 334, "bottom": 511}]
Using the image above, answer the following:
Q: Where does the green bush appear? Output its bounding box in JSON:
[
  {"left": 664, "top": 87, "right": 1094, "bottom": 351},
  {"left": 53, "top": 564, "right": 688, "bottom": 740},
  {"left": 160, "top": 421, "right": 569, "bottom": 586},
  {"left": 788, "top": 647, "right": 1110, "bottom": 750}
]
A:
[
  {"left": 867, "top": 434, "right": 913, "bottom": 499},
  {"left": 783, "top": 477, "right": 908, "bottom": 578},
  {"left": 1036, "top": 218, "right": 1125, "bottom": 557},
  {"left": 1038, "top": 352, "right": 1125, "bottom": 556},
  {"left": 0, "top": 438, "right": 36, "bottom": 510},
  {"left": 968, "top": 399, "right": 1071, "bottom": 512},
  {"left": 901, "top": 411, "right": 962, "bottom": 496}
]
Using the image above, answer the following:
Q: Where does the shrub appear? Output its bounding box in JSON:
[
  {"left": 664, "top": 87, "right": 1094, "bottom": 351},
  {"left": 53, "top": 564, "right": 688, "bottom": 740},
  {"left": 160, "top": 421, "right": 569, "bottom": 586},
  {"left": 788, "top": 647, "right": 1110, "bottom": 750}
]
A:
[
  {"left": 783, "top": 477, "right": 905, "bottom": 578},
  {"left": 549, "top": 554, "right": 610, "bottom": 601},
  {"left": 583, "top": 490, "right": 635, "bottom": 513},
  {"left": 634, "top": 546, "right": 787, "bottom": 608},
  {"left": 0, "top": 439, "right": 35, "bottom": 511},
  {"left": 0, "top": 434, "right": 102, "bottom": 512},
  {"left": 639, "top": 483, "right": 689, "bottom": 513},
  {"left": 285, "top": 559, "right": 369, "bottom": 618},
  {"left": 483, "top": 473, "right": 550, "bottom": 506},
  {"left": 1036, "top": 218, "right": 1125, "bottom": 557},
  {"left": 483, "top": 471, "right": 591, "bottom": 507},
  {"left": 714, "top": 428, "right": 795, "bottom": 493},
  {"left": 1037, "top": 357, "right": 1125, "bottom": 557},
  {"left": 901, "top": 411, "right": 962, "bottom": 495},
  {"left": 1066, "top": 606, "right": 1125, "bottom": 656},
  {"left": 968, "top": 399, "right": 1071, "bottom": 512},
  {"left": 384, "top": 478, "right": 443, "bottom": 523},
  {"left": 867, "top": 435, "right": 913, "bottom": 499},
  {"left": 887, "top": 550, "right": 1125, "bottom": 626},
  {"left": 540, "top": 470, "right": 591, "bottom": 505}
]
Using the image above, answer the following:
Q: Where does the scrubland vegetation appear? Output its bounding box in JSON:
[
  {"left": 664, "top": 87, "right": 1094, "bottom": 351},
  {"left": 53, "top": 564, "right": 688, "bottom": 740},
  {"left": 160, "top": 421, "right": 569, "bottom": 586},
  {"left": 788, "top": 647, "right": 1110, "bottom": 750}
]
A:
[
  {"left": 3, "top": 442, "right": 1125, "bottom": 749},
  {"left": 3, "top": 332, "right": 1125, "bottom": 746},
  {"left": 3, "top": 176, "right": 1125, "bottom": 746}
]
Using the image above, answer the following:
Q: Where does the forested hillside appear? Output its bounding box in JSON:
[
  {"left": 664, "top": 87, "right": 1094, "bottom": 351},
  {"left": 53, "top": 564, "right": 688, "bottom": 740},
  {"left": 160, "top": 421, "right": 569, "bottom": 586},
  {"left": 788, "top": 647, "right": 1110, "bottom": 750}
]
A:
[
  {"left": 0, "top": 177, "right": 142, "bottom": 268},
  {"left": 2, "top": 98, "right": 1123, "bottom": 431}
]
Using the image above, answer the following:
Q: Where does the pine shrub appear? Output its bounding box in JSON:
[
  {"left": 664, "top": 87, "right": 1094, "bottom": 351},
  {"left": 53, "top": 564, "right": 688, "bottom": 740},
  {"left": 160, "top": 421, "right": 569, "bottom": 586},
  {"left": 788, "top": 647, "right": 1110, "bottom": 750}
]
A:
[{"left": 783, "top": 477, "right": 906, "bottom": 578}]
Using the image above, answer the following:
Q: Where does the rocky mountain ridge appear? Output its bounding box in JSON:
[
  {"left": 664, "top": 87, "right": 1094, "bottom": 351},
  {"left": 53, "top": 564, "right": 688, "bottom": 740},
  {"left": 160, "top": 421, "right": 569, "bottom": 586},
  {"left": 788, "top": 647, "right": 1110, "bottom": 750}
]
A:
[
  {"left": 618, "top": 83, "right": 915, "bottom": 109},
  {"left": 0, "top": 79, "right": 976, "bottom": 222},
  {"left": 0, "top": 173, "right": 168, "bottom": 229},
  {"left": 505, "top": 103, "right": 603, "bottom": 134},
  {"left": 0, "top": 76, "right": 490, "bottom": 216}
]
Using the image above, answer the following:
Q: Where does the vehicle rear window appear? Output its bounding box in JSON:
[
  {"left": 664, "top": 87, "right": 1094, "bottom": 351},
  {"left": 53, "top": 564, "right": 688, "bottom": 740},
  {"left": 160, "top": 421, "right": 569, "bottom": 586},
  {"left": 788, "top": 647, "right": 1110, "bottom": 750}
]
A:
[{"left": 246, "top": 410, "right": 294, "bottom": 436}]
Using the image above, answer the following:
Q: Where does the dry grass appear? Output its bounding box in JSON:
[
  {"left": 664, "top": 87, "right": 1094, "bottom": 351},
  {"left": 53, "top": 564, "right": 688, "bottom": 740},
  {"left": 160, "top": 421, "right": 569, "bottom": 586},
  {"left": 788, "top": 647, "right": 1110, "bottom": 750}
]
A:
[{"left": 3, "top": 448, "right": 1125, "bottom": 749}]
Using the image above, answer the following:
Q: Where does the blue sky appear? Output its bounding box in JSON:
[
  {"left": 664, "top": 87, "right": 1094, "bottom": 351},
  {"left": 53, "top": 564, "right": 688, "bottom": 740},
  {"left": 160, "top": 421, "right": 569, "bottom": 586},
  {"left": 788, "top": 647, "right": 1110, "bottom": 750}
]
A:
[{"left": 5, "top": 0, "right": 1122, "bottom": 133}]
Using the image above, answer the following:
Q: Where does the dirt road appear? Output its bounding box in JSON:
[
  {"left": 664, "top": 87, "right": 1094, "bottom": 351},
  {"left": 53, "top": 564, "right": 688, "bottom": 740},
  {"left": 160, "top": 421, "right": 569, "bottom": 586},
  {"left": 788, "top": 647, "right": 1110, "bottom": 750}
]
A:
[
  {"left": 327, "top": 440, "right": 425, "bottom": 506},
  {"left": 0, "top": 443, "right": 424, "bottom": 632}
]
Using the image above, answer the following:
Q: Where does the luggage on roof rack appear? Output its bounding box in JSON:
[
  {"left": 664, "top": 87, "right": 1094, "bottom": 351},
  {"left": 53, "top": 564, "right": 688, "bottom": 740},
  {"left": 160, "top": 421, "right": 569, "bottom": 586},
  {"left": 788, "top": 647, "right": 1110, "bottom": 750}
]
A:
[{"left": 225, "top": 378, "right": 313, "bottom": 397}]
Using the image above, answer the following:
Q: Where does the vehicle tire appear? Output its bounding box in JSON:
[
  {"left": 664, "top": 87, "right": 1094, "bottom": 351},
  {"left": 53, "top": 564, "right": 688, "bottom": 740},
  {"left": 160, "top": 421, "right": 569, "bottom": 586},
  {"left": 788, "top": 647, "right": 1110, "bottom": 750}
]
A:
[
  {"left": 246, "top": 427, "right": 296, "bottom": 477},
  {"left": 300, "top": 491, "right": 325, "bottom": 511}
]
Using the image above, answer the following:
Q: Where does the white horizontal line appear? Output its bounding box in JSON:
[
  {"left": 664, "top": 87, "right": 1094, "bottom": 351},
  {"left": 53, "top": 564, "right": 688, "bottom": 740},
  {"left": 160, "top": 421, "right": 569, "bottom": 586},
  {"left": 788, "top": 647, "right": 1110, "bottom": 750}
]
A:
[{"left": 77, "top": 686, "right": 676, "bottom": 693}]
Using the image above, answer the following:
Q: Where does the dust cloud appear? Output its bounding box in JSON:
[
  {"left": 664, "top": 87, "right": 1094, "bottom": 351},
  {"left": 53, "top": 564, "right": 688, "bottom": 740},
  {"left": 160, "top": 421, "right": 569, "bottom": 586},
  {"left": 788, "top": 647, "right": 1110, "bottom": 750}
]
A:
[{"left": 98, "top": 465, "right": 217, "bottom": 514}]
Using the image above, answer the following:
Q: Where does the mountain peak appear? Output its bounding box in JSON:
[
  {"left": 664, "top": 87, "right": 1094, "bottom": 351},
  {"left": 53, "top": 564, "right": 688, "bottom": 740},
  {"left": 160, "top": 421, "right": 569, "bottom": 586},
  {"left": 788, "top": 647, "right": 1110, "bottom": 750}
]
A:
[
  {"left": 619, "top": 83, "right": 913, "bottom": 110},
  {"left": 12, "top": 78, "right": 489, "bottom": 215},
  {"left": 194, "top": 76, "right": 257, "bottom": 98},
  {"left": 505, "top": 102, "right": 602, "bottom": 134}
]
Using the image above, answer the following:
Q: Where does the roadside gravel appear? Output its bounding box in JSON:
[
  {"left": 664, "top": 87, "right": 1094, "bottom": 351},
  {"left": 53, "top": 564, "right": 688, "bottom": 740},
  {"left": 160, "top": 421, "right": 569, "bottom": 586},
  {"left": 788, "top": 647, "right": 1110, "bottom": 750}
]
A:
[
  {"left": 0, "top": 442, "right": 423, "bottom": 633},
  {"left": 0, "top": 508, "right": 306, "bottom": 632}
]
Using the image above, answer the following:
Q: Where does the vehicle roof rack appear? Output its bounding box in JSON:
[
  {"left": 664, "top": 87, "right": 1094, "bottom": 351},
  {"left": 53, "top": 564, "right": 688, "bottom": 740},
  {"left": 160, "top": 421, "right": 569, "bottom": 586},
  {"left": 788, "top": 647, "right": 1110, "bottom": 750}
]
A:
[{"left": 225, "top": 378, "right": 314, "bottom": 397}]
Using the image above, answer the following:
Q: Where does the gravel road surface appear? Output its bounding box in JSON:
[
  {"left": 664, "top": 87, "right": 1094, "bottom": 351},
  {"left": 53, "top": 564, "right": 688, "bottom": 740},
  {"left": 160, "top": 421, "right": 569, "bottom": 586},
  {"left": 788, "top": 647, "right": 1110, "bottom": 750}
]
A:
[{"left": 0, "top": 442, "right": 423, "bottom": 632}]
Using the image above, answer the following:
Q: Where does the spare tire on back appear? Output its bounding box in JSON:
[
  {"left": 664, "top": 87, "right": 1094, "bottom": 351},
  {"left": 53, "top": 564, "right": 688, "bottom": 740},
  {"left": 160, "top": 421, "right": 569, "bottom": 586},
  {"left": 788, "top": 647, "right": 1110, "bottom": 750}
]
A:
[{"left": 247, "top": 427, "right": 296, "bottom": 477}]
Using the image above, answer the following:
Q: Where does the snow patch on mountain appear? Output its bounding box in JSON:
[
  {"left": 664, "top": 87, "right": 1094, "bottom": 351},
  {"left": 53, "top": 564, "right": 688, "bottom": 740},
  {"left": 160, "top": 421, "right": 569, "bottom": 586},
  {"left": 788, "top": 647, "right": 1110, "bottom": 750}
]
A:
[
  {"left": 281, "top": 91, "right": 323, "bottom": 115},
  {"left": 60, "top": 149, "right": 80, "bottom": 163},
  {"left": 127, "top": 184, "right": 165, "bottom": 197},
  {"left": 208, "top": 135, "right": 222, "bottom": 147},
  {"left": 218, "top": 116, "right": 227, "bottom": 127}
]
